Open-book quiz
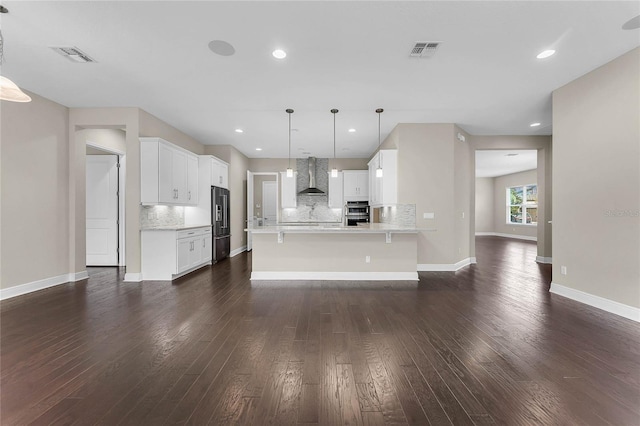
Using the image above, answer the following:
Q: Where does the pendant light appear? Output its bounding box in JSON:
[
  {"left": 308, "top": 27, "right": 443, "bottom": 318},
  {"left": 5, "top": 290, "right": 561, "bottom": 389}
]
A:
[
  {"left": 375, "top": 108, "right": 384, "bottom": 178},
  {"left": 330, "top": 108, "right": 339, "bottom": 178},
  {"left": 0, "top": 8, "right": 31, "bottom": 103},
  {"left": 286, "top": 108, "right": 294, "bottom": 178}
]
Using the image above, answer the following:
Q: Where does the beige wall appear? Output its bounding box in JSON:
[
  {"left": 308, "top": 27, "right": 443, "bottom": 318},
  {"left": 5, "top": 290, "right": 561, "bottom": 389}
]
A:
[
  {"left": 454, "top": 125, "right": 472, "bottom": 263},
  {"left": 139, "top": 110, "right": 204, "bottom": 155},
  {"left": 80, "top": 128, "right": 126, "bottom": 154},
  {"left": 1, "top": 92, "right": 70, "bottom": 289},
  {"left": 205, "top": 145, "right": 249, "bottom": 251},
  {"left": 552, "top": 47, "right": 639, "bottom": 308},
  {"left": 471, "top": 135, "right": 552, "bottom": 259},
  {"left": 394, "top": 123, "right": 461, "bottom": 265},
  {"left": 248, "top": 158, "right": 368, "bottom": 173},
  {"left": 493, "top": 169, "right": 538, "bottom": 239},
  {"left": 475, "top": 178, "right": 494, "bottom": 233}
]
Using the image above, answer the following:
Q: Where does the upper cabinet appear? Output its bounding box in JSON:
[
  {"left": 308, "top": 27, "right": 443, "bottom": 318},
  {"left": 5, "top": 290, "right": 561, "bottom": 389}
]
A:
[
  {"left": 343, "top": 170, "right": 369, "bottom": 201},
  {"left": 211, "top": 158, "right": 229, "bottom": 189},
  {"left": 328, "top": 172, "right": 344, "bottom": 208},
  {"left": 368, "top": 150, "right": 398, "bottom": 207},
  {"left": 280, "top": 171, "right": 297, "bottom": 208},
  {"left": 141, "top": 137, "right": 199, "bottom": 206}
]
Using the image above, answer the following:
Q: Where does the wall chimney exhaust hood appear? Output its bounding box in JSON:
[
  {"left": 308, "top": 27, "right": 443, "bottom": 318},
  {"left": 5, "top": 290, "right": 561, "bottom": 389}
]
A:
[{"left": 298, "top": 157, "right": 325, "bottom": 195}]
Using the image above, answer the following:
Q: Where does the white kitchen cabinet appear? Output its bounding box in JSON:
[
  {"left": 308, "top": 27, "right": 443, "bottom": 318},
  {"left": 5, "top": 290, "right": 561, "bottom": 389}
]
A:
[
  {"left": 142, "top": 226, "right": 212, "bottom": 280},
  {"left": 343, "top": 170, "right": 368, "bottom": 201},
  {"left": 328, "top": 171, "right": 344, "bottom": 208},
  {"left": 280, "top": 171, "right": 297, "bottom": 208},
  {"left": 368, "top": 150, "right": 398, "bottom": 207},
  {"left": 211, "top": 158, "right": 229, "bottom": 189},
  {"left": 140, "top": 137, "right": 199, "bottom": 206},
  {"left": 187, "top": 154, "right": 199, "bottom": 204}
]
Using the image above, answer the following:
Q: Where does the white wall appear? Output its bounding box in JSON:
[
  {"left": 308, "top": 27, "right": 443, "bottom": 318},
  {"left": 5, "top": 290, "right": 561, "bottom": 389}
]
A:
[
  {"left": 552, "top": 47, "right": 639, "bottom": 310},
  {"left": 1, "top": 92, "right": 71, "bottom": 289},
  {"left": 475, "top": 178, "right": 494, "bottom": 233}
]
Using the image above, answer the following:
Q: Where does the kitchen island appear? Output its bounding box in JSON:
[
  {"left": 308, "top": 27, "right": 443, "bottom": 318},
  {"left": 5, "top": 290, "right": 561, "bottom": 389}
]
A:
[{"left": 246, "top": 223, "right": 428, "bottom": 281}]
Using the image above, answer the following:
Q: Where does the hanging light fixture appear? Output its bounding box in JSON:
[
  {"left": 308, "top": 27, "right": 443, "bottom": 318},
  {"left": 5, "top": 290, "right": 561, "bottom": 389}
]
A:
[
  {"left": 286, "top": 108, "right": 294, "bottom": 178},
  {"left": 0, "top": 7, "right": 31, "bottom": 103},
  {"left": 376, "top": 108, "right": 384, "bottom": 178},
  {"left": 330, "top": 108, "right": 339, "bottom": 178}
]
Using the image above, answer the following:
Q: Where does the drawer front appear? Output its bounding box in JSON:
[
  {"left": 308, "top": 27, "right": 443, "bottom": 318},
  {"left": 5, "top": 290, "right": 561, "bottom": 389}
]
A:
[{"left": 177, "top": 227, "right": 211, "bottom": 239}]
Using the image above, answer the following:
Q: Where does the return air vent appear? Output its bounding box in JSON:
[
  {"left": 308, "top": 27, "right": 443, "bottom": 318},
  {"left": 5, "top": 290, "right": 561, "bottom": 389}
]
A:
[
  {"left": 410, "top": 41, "right": 441, "bottom": 58},
  {"left": 50, "top": 46, "right": 96, "bottom": 63}
]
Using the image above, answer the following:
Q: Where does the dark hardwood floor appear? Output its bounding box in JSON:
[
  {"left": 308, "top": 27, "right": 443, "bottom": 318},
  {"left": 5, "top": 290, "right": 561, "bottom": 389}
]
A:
[{"left": 2, "top": 236, "right": 639, "bottom": 425}]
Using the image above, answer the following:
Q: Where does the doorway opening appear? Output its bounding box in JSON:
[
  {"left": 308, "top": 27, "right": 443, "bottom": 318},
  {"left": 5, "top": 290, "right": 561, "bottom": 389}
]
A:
[
  {"left": 83, "top": 129, "right": 126, "bottom": 267},
  {"left": 474, "top": 149, "right": 540, "bottom": 259},
  {"left": 246, "top": 171, "right": 279, "bottom": 251}
]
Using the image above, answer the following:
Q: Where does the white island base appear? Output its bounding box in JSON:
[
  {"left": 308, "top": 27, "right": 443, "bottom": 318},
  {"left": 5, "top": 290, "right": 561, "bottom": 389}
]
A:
[{"left": 250, "top": 229, "right": 418, "bottom": 281}]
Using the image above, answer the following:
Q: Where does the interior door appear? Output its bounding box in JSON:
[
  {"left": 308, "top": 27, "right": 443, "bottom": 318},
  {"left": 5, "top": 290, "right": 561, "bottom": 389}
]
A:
[
  {"left": 262, "top": 181, "right": 277, "bottom": 224},
  {"left": 86, "top": 155, "right": 119, "bottom": 265}
]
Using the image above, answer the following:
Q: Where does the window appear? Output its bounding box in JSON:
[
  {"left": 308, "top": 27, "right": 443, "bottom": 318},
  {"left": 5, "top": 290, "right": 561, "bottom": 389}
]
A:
[{"left": 507, "top": 184, "right": 538, "bottom": 225}]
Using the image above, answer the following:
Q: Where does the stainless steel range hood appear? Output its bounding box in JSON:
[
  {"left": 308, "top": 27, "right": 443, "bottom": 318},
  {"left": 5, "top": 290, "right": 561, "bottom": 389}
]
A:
[{"left": 298, "top": 157, "right": 325, "bottom": 195}]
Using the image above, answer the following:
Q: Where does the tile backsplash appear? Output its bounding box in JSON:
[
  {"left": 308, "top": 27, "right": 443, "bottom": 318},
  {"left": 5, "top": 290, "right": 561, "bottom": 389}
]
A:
[
  {"left": 140, "top": 205, "right": 184, "bottom": 228},
  {"left": 378, "top": 204, "right": 416, "bottom": 227},
  {"left": 282, "top": 158, "right": 342, "bottom": 223}
]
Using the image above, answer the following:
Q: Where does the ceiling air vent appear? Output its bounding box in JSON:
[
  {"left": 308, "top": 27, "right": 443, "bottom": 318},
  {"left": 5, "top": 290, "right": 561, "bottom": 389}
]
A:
[
  {"left": 410, "top": 41, "right": 440, "bottom": 58},
  {"left": 50, "top": 46, "right": 96, "bottom": 63}
]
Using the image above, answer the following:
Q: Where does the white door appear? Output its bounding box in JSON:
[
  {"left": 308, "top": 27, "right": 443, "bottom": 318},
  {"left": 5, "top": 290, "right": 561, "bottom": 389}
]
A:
[
  {"left": 262, "top": 181, "right": 277, "bottom": 224},
  {"left": 247, "top": 171, "right": 254, "bottom": 251},
  {"left": 86, "top": 155, "right": 119, "bottom": 265}
]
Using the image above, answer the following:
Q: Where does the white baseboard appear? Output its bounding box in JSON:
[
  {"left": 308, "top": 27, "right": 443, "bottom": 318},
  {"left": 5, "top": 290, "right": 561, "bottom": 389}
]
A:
[
  {"left": 418, "top": 257, "right": 476, "bottom": 272},
  {"left": 536, "top": 256, "right": 553, "bottom": 264},
  {"left": 251, "top": 271, "right": 419, "bottom": 281},
  {"left": 0, "top": 271, "right": 88, "bottom": 301},
  {"left": 550, "top": 282, "right": 640, "bottom": 323},
  {"left": 124, "top": 272, "right": 143, "bottom": 282},
  {"left": 476, "top": 232, "right": 537, "bottom": 242},
  {"left": 230, "top": 246, "right": 247, "bottom": 258}
]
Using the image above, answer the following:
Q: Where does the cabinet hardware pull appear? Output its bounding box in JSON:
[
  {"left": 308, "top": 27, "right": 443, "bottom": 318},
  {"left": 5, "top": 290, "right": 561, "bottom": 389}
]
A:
[{"left": 188, "top": 191, "right": 191, "bottom": 200}]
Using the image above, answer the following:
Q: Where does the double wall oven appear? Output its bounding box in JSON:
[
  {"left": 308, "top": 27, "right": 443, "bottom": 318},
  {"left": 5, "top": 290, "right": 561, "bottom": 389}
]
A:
[{"left": 344, "top": 201, "right": 370, "bottom": 226}]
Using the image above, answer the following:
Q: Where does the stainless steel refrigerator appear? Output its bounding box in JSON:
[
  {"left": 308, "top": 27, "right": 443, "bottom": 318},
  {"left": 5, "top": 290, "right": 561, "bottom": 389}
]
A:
[{"left": 212, "top": 186, "right": 230, "bottom": 262}]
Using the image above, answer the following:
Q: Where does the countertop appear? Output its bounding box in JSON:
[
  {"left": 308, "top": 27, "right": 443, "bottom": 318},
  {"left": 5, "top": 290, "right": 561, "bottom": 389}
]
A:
[
  {"left": 141, "top": 224, "right": 212, "bottom": 231},
  {"left": 246, "top": 223, "right": 431, "bottom": 234}
]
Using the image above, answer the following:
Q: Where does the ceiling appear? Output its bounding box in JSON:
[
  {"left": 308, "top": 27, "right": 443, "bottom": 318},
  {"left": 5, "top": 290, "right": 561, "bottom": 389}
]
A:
[
  {"left": 2, "top": 1, "right": 638, "bottom": 159},
  {"left": 475, "top": 149, "right": 537, "bottom": 178}
]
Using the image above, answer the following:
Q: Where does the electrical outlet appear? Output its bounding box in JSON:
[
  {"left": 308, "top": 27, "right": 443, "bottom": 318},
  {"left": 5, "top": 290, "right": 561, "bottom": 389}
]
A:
[
  {"left": 423, "top": 212, "right": 434, "bottom": 219},
  {"left": 365, "top": 256, "right": 371, "bottom": 263},
  {"left": 458, "top": 247, "right": 461, "bottom": 254},
  {"left": 461, "top": 212, "right": 465, "bottom": 219},
  {"left": 561, "top": 266, "right": 567, "bottom": 275}
]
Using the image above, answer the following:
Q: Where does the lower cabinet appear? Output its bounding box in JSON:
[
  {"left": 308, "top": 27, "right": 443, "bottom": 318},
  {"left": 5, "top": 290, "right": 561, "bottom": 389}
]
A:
[{"left": 142, "top": 226, "right": 212, "bottom": 280}]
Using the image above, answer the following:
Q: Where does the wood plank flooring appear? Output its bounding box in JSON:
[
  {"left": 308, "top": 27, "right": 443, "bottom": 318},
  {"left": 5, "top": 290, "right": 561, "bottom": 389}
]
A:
[{"left": 1, "top": 236, "right": 639, "bottom": 425}]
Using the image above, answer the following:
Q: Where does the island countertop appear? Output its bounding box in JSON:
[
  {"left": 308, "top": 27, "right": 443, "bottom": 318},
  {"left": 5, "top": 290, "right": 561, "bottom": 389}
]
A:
[{"left": 246, "top": 223, "right": 432, "bottom": 234}]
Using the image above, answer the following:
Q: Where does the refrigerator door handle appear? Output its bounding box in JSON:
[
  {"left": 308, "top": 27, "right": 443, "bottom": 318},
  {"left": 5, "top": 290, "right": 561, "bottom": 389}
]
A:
[{"left": 222, "top": 194, "right": 228, "bottom": 229}]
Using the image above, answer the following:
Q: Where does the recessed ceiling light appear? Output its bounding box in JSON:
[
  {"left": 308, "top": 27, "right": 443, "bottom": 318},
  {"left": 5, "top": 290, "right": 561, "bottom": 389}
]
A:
[
  {"left": 348, "top": 128, "right": 356, "bottom": 133},
  {"left": 255, "top": 148, "right": 262, "bottom": 151},
  {"left": 622, "top": 15, "right": 640, "bottom": 30},
  {"left": 208, "top": 40, "right": 236, "bottom": 56},
  {"left": 272, "top": 49, "right": 287, "bottom": 59},
  {"left": 235, "top": 128, "right": 243, "bottom": 133},
  {"left": 536, "top": 49, "right": 555, "bottom": 59},
  {"left": 530, "top": 122, "right": 541, "bottom": 127}
]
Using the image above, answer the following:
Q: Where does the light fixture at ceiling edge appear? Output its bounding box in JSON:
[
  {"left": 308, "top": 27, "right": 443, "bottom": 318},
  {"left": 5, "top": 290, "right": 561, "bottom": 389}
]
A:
[
  {"left": 331, "top": 109, "right": 339, "bottom": 178},
  {"left": 376, "top": 108, "right": 384, "bottom": 178},
  {"left": 286, "top": 109, "right": 294, "bottom": 178},
  {"left": 0, "top": 6, "right": 31, "bottom": 102}
]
